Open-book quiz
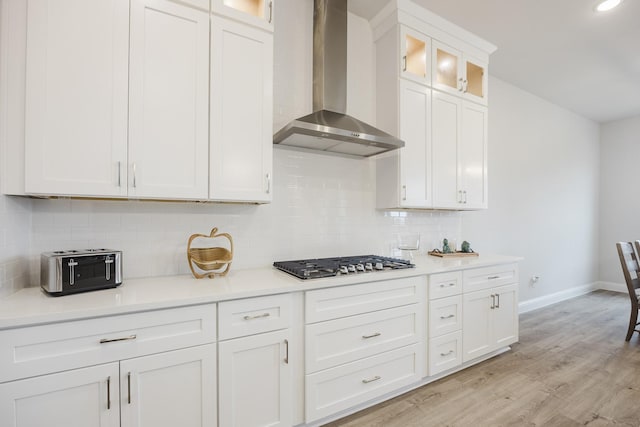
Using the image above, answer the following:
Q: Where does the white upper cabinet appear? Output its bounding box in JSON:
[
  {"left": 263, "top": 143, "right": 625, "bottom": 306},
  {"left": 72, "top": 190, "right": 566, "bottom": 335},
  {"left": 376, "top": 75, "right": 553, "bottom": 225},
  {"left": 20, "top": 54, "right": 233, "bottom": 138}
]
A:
[
  {"left": 129, "top": 0, "right": 210, "bottom": 200},
  {"left": 400, "top": 26, "right": 431, "bottom": 86},
  {"left": 210, "top": 16, "right": 273, "bottom": 203},
  {"left": 212, "top": 0, "right": 274, "bottom": 32},
  {"left": 432, "top": 91, "right": 487, "bottom": 210},
  {"left": 432, "top": 40, "right": 488, "bottom": 105},
  {"left": 24, "top": 0, "right": 129, "bottom": 197}
]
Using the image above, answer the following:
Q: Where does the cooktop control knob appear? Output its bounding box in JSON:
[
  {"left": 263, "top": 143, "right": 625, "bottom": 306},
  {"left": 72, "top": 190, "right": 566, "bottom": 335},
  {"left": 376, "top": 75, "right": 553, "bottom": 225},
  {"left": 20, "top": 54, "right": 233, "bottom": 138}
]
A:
[
  {"left": 365, "top": 262, "right": 373, "bottom": 271},
  {"left": 348, "top": 265, "right": 356, "bottom": 273},
  {"left": 375, "top": 262, "right": 384, "bottom": 270},
  {"left": 339, "top": 266, "right": 349, "bottom": 274},
  {"left": 356, "top": 263, "right": 365, "bottom": 272}
]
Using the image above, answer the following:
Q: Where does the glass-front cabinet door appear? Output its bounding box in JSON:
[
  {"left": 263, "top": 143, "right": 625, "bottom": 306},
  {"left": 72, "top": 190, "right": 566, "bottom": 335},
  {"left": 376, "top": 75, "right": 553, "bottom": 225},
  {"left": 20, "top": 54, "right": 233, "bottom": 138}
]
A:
[
  {"left": 400, "top": 26, "right": 430, "bottom": 86},
  {"left": 463, "top": 56, "right": 488, "bottom": 105},
  {"left": 432, "top": 40, "right": 488, "bottom": 105},
  {"left": 432, "top": 40, "right": 462, "bottom": 95},
  {"left": 212, "top": 0, "right": 274, "bottom": 31}
]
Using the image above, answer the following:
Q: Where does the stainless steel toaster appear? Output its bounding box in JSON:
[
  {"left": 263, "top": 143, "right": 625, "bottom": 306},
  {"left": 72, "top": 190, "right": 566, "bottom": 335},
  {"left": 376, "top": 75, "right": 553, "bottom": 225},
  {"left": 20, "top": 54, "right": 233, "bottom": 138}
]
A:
[{"left": 41, "top": 249, "right": 122, "bottom": 296}]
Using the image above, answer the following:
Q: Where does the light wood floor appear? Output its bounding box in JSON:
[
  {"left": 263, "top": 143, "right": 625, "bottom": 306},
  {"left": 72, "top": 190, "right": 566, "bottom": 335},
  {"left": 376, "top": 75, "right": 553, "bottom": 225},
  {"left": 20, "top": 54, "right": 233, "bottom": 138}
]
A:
[{"left": 326, "top": 290, "right": 640, "bottom": 427}]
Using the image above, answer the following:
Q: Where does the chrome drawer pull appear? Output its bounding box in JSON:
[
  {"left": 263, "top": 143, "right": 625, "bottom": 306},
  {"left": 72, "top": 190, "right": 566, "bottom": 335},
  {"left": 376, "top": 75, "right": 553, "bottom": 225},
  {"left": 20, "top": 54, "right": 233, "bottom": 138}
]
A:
[
  {"left": 362, "top": 375, "right": 381, "bottom": 384},
  {"left": 100, "top": 335, "right": 137, "bottom": 344},
  {"left": 440, "top": 314, "right": 455, "bottom": 320},
  {"left": 243, "top": 312, "right": 270, "bottom": 320},
  {"left": 284, "top": 339, "right": 289, "bottom": 364},
  {"left": 439, "top": 283, "right": 455, "bottom": 288},
  {"left": 440, "top": 350, "right": 454, "bottom": 356},
  {"left": 127, "top": 372, "right": 131, "bottom": 404},
  {"left": 488, "top": 275, "right": 500, "bottom": 280},
  {"left": 362, "top": 332, "right": 381, "bottom": 339}
]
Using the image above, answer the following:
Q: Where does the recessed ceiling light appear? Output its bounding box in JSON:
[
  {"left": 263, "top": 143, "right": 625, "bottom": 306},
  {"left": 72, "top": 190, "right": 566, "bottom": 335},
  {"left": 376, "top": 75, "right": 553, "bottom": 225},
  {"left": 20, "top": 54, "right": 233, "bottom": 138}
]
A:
[{"left": 595, "top": 0, "right": 623, "bottom": 12}]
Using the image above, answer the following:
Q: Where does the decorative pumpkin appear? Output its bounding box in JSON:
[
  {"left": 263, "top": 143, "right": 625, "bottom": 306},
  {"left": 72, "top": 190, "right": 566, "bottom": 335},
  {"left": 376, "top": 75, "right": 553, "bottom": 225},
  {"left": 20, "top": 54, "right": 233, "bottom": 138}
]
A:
[{"left": 187, "top": 227, "right": 233, "bottom": 279}]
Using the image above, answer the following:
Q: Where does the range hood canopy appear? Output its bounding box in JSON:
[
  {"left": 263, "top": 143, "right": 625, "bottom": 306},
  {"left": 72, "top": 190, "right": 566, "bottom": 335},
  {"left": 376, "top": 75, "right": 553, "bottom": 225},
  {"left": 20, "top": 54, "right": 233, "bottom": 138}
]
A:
[{"left": 273, "top": 0, "right": 404, "bottom": 157}]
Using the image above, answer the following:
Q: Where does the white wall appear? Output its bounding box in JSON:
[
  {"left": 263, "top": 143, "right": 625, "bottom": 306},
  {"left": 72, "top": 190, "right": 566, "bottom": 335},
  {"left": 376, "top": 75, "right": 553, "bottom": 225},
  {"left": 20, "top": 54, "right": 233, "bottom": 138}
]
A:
[
  {"left": 598, "top": 115, "right": 640, "bottom": 286},
  {"left": 461, "top": 77, "right": 600, "bottom": 303}
]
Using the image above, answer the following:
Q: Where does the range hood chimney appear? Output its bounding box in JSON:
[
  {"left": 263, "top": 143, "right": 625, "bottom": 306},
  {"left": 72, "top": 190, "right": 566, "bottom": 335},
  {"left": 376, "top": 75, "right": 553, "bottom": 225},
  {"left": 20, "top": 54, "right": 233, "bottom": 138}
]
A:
[{"left": 273, "top": 0, "right": 404, "bottom": 157}]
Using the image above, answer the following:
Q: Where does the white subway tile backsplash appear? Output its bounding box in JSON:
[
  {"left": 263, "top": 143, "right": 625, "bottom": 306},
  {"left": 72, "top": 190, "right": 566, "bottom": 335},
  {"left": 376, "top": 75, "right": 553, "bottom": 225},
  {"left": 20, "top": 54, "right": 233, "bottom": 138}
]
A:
[{"left": 0, "top": 149, "right": 461, "bottom": 293}]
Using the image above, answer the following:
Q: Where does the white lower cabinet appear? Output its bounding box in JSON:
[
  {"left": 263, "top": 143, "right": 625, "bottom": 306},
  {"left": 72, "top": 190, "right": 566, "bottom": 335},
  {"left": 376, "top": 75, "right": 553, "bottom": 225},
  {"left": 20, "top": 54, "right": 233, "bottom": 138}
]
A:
[
  {"left": 462, "top": 283, "right": 518, "bottom": 363},
  {"left": 218, "top": 330, "right": 292, "bottom": 427},
  {"left": 217, "top": 294, "right": 293, "bottom": 427},
  {"left": 304, "top": 277, "right": 425, "bottom": 423},
  {"left": 0, "top": 304, "right": 217, "bottom": 427},
  {"left": 428, "top": 330, "right": 462, "bottom": 375},
  {"left": 0, "top": 362, "right": 120, "bottom": 427},
  {"left": 120, "top": 345, "right": 217, "bottom": 427}
]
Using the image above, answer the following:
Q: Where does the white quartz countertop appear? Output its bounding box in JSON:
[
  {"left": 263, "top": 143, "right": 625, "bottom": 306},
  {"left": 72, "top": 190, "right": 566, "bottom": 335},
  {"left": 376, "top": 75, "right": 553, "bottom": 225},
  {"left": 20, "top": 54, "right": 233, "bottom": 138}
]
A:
[{"left": 0, "top": 254, "right": 521, "bottom": 330}]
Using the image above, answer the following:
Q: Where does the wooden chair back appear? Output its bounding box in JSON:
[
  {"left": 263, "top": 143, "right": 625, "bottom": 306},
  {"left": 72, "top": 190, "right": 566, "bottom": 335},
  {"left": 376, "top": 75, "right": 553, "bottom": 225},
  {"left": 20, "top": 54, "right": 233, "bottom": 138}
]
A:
[{"left": 616, "top": 242, "right": 640, "bottom": 340}]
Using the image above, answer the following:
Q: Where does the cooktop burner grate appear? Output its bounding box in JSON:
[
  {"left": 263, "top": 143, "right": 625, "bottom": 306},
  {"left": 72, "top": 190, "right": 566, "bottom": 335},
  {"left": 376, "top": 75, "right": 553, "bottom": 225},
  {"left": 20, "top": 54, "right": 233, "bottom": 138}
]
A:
[{"left": 273, "top": 255, "right": 414, "bottom": 280}]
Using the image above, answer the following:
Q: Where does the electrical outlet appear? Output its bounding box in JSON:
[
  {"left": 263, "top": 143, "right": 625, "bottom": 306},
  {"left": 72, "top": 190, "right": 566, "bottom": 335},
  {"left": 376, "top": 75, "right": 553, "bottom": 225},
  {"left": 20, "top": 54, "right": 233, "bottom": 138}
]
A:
[{"left": 530, "top": 275, "right": 540, "bottom": 287}]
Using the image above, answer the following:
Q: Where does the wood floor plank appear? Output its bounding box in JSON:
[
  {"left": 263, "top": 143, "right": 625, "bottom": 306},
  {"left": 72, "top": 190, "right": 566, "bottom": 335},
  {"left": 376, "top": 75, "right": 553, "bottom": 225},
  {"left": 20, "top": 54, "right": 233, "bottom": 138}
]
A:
[{"left": 325, "top": 290, "right": 640, "bottom": 426}]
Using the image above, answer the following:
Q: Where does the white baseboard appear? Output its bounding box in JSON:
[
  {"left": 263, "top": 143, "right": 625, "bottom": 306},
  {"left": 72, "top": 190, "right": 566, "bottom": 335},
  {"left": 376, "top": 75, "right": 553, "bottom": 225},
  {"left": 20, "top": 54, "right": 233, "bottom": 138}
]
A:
[
  {"left": 596, "top": 281, "right": 627, "bottom": 293},
  {"left": 518, "top": 283, "right": 599, "bottom": 314}
]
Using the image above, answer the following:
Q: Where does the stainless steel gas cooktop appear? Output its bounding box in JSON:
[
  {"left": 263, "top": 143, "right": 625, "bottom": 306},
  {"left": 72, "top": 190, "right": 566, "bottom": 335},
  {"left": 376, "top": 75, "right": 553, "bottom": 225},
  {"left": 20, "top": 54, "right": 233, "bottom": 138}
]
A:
[{"left": 273, "top": 255, "right": 415, "bottom": 280}]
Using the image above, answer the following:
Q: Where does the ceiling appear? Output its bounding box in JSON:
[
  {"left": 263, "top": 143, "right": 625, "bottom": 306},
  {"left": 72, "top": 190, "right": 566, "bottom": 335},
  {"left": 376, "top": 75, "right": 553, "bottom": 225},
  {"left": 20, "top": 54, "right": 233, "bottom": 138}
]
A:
[{"left": 348, "top": 0, "right": 640, "bottom": 123}]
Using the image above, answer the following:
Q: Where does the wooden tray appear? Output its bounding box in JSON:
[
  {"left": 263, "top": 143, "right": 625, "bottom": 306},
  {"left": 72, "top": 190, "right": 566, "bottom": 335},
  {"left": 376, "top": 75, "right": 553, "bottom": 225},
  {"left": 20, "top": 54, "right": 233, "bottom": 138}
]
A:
[{"left": 428, "top": 251, "right": 479, "bottom": 258}]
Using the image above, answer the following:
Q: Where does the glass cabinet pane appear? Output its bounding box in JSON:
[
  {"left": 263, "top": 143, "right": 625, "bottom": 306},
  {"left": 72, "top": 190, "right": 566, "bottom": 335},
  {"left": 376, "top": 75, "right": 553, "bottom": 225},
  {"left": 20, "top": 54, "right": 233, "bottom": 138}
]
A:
[
  {"left": 405, "top": 34, "right": 427, "bottom": 78},
  {"left": 435, "top": 48, "right": 458, "bottom": 90},
  {"left": 223, "top": 0, "right": 265, "bottom": 19},
  {"left": 466, "top": 61, "right": 484, "bottom": 98}
]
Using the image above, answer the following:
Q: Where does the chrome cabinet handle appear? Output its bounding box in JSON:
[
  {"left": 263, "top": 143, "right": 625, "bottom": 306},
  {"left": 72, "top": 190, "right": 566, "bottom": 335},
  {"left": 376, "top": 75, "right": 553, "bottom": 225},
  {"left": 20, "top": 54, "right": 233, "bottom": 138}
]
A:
[
  {"left": 117, "top": 161, "right": 121, "bottom": 187},
  {"left": 440, "top": 314, "right": 455, "bottom": 320},
  {"left": 127, "top": 372, "right": 131, "bottom": 404},
  {"left": 243, "top": 312, "right": 270, "bottom": 320},
  {"left": 362, "top": 375, "right": 381, "bottom": 384},
  {"left": 362, "top": 332, "right": 381, "bottom": 339},
  {"left": 266, "top": 173, "right": 271, "bottom": 194},
  {"left": 107, "top": 376, "right": 111, "bottom": 410},
  {"left": 458, "top": 190, "right": 463, "bottom": 203},
  {"left": 439, "top": 283, "right": 455, "bottom": 288},
  {"left": 68, "top": 259, "right": 78, "bottom": 285},
  {"left": 402, "top": 55, "right": 407, "bottom": 72},
  {"left": 440, "top": 350, "right": 454, "bottom": 357},
  {"left": 100, "top": 335, "right": 137, "bottom": 344},
  {"left": 488, "top": 275, "right": 500, "bottom": 280},
  {"left": 402, "top": 185, "right": 407, "bottom": 201},
  {"left": 463, "top": 190, "right": 467, "bottom": 204},
  {"left": 496, "top": 293, "right": 500, "bottom": 308},
  {"left": 284, "top": 339, "right": 289, "bottom": 364},
  {"left": 132, "top": 163, "right": 137, "bottom": 188},
  {"left": 458, "top": 77, "right": 464, "bottom": 91},
  {"left": 490, "top": 294, "right": 495, "bottom": 309},
  {"left": 268, "top": 1, "right": 273, "bottom": 23}
]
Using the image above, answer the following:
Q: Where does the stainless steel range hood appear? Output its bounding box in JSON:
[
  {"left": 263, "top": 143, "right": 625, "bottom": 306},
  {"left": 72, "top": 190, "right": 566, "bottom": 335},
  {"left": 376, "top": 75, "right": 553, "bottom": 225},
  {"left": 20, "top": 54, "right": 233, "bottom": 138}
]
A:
[{"left": 273, "top": 0, "right": 404, "bottom": 157}]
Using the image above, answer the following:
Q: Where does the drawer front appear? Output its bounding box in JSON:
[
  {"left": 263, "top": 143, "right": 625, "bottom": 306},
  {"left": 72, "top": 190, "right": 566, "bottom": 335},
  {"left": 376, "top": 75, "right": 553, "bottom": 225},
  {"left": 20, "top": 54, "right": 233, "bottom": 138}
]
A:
[
  {"left": 305, "top": 344, "right": 423, "bottom": 422},
  {"left": 305, "top": 276, "right": 425, "bottom": 324},
  {"left": 428, "top": 330, "right": 462, "bottom": 376},
  {"left": 218, "top": 293, "right": 292, "bottom": 340},
  {"left": 463, "top": 264, "right": 519, "bottom": 292},
  {"left": 428, "top": 271, "right": 462, "bottom": 300},
  {"left": 306, "top": 304, "right": 423, "bottom": 373},
  {"left": 428, "top": 295, "right": 462, "bottom": 338},
  {"left": 0, "top": 304, "right": 216, "bottom": 383}
]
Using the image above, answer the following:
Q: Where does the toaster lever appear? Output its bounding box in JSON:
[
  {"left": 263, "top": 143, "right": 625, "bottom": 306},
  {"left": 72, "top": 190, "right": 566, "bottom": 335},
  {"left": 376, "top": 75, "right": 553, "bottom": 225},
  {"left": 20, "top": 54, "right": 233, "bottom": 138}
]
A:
[
  {"left": 68, "top": 259, "right": 78, "bottom": 285},
  {"left": 105, "top": 256, "right": 114, "bottom": 281}
]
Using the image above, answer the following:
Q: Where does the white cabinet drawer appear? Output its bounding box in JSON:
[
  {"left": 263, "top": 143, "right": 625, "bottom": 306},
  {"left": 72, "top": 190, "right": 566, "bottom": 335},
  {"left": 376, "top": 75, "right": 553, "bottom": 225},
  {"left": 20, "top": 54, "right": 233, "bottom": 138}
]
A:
[
  {"left": 305, "top": 304, "right": 422, "bottom": 373},
  {"left": 305, "top": 276, "right": 425, "bottom": 323},
  {"left": 218, "top": 293, "right": 292, "bottom": 340},
  {"left": 463, "top": 264, "right": 518, "bottom": 292},
  {"left": 428, "top": 271, "right": 462, "bottom": 300},
  {"left": 428, "top": 295, "right": 462, "bottom": 338},
  {"left": 428, "top": 330, "right": 462, "bottom": 376},
  {"left": 305, "top": 344, "right": 423, "bottom": 422},
  {"left": 0, "top": 304, "right": 216, "bottom": 383}
]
